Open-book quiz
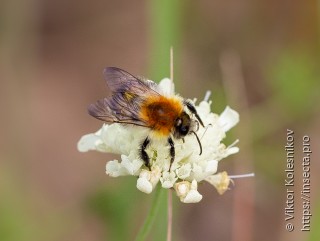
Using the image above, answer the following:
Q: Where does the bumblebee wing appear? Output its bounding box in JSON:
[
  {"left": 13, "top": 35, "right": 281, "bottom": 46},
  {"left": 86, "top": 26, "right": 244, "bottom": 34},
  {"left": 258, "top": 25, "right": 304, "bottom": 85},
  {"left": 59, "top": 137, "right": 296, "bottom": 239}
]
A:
[
  {"left": 103, "top": 67, "right": 160, "bottom": 96},
  {"left": 88, "top": 67, "right": 159, "bottom": 127},
  {"left": 88, "top": 97, "right": 148, "bottom": 127}
]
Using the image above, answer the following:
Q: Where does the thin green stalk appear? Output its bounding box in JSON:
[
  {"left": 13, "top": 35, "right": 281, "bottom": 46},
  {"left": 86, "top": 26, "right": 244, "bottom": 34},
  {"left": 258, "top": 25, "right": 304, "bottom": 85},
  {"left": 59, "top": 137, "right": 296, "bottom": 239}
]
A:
[
  {"left": 134, "top": 185, "right": 164, "bottom": 241},
  {"left": 148, "top": 0, "right": 181, "bottom": 83}
]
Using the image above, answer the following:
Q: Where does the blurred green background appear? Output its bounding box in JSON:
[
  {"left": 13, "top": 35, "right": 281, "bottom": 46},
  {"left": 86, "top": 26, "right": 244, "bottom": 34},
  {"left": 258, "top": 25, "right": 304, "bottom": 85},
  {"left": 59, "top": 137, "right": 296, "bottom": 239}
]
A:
[{"left": 1, "top": 0, "right": 319, "bottom": 241}]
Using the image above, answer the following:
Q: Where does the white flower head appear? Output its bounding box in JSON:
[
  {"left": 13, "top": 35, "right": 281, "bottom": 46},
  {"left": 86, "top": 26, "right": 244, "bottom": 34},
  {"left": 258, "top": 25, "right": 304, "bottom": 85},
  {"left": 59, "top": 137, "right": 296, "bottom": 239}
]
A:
[{"left": 78, "top": 75, "right": 247, "bottom": 203}]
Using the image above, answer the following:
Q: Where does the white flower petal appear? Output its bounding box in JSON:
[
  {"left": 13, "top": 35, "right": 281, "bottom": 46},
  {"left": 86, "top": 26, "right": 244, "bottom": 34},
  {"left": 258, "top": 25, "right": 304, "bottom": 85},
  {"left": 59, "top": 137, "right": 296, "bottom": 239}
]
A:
[
  {"left": 182, "top": 190, "right": 203, "bottom": 203},
  {"left": 120, "top": 155, "right": 143, "bottom": 175},
  {"left": 160, "top": 172, "right": 177, "bottom": 189},
  {"left": 106, "top": 160, "right": 126, "bottom": 177},
  {"left": 226, "top": 147, "right": 240, "bottom": 155},
  {"left": 189, "top": 159, "right": 218, "bottom": 181},
  {"left": 131, "top": 160, "right": 144, "bottom": 174},
  {"left": 139, "top": 169, "right": 151, "bottom": 179},
  {"left": 190, "top": 179, "right": 198, "bottom": 189},
  {"left": 218, "top": 106, "right": 239, "bottom": 132},
  {"left": 77, "top": 133, "right": 101, "bottom": 152},
  {"left": 161, "top": 181, "right": 174, "bottom": 189},
  {"left": 158, "top": 78, "right": 174, "bottom": 96},
  {"left": 176, "top": 164, "right": 192, "bottom": 179},
  {"left": 197, "top": 101, "right": 211, "bottom": 117},
  {"left": 176, "top": 180, "right": 202, "bottom": 203},
  {"left": 137, "top": 177, "right": 153, "bottom": 194},
  {"left": 205, "top": 160, "right": 218, "bottom": 174}
]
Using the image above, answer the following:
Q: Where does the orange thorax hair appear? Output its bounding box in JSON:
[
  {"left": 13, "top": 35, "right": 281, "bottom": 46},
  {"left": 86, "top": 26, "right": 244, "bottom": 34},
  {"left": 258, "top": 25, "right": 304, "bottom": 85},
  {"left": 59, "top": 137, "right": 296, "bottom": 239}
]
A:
[{"left": 139, "top": 95, "right": 183, "bottom": 137}]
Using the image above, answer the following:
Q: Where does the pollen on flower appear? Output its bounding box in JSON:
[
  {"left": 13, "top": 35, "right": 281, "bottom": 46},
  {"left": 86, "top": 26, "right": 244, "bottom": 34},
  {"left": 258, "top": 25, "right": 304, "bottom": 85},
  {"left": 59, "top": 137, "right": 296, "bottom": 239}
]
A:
[
  {"left": 175, "top": 181, "right": 190, "bottom": 197},
  {"left": 205, "top": 171, "right": 232, "bottom": 195},
  {"left": 78, "top": 77, "right": 249, "bottom": 203}
]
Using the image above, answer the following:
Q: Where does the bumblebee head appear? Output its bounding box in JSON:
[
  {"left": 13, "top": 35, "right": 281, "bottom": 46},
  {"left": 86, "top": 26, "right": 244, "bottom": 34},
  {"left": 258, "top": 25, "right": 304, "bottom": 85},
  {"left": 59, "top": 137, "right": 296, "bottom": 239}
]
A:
[
  {"left": 174, "top": 104, "right": 204, "bottom": 155},
  {"left": 173, "top": 112, "right": 202, "bottom": 155},
  {"left": 174, "top": 112, "right": 192, "bottom": 138}
]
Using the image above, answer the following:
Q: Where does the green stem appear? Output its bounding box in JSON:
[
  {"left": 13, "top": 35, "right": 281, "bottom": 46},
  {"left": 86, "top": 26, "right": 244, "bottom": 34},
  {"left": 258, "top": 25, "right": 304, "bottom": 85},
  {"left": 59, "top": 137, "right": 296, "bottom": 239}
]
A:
[
  {"left": 148, "top": 0, "right": 181, "bottom": 83},
  {"left": 134, "top": 185, "right": 164, "bottom": 241}
]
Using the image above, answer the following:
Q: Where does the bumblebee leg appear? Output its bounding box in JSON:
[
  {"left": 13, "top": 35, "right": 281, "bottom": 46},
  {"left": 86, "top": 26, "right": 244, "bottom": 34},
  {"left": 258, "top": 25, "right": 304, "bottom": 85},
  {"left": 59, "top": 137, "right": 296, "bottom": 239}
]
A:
[
  {"left": 140, "top": 137, "right": 151, "bottom": 170},
  {"left": 185, "top": 101, "right": 204, "bottom": 127},
  {"left": 168, "top": 137, "right": 175, "bottom": 171}
]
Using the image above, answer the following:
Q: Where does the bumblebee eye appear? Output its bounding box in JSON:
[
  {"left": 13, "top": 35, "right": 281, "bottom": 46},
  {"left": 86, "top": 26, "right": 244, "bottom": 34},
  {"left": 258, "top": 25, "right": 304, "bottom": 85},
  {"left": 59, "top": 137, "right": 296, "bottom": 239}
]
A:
[{"left": 180, "top": 125, "right": 189, "bottom": 135}]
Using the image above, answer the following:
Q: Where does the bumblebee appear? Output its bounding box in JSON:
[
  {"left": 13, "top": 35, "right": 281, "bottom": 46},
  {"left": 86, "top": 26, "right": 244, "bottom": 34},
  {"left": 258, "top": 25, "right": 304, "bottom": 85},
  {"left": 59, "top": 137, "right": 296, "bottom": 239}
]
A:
[{"left": 89, "top": 67, "right": 204, "bottom": 170}]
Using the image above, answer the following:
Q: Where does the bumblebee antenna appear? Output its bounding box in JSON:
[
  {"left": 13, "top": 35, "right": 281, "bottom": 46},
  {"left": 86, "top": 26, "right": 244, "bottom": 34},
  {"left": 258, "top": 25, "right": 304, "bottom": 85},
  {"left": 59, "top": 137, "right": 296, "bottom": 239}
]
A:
[
  {"left": 185, "top": 101, "right": 204, "bottom": 127},
  {"left": 191, "top": 131, "right": 202, "bottom": 155}
]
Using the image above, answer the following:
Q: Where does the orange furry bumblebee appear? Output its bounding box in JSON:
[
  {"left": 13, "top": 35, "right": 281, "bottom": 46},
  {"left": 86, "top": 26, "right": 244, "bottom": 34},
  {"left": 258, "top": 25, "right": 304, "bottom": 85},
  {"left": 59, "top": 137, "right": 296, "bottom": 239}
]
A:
[{"left": 89, "top": 67, "right": 204, "bottom": 170}]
